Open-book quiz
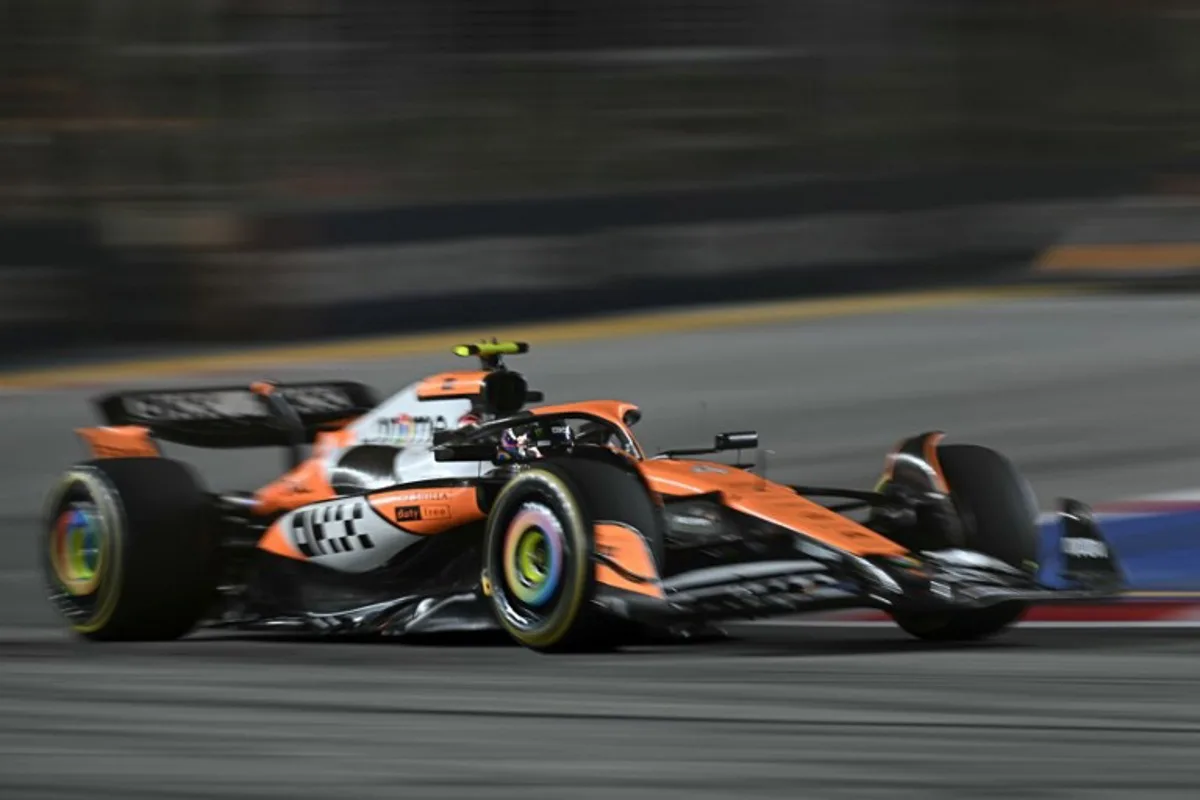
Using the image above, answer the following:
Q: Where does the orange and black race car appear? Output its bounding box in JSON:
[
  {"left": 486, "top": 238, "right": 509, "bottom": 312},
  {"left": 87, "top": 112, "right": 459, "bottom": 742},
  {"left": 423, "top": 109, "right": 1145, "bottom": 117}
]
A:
[{"left": 44, "top": 341, "right": 1123, "bottom": 651}]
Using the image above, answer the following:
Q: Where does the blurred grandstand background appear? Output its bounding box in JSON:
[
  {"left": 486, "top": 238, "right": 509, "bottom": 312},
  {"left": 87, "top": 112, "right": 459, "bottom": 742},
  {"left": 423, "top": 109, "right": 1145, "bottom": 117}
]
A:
[{"left": 2, "top": 0, "right": 1199, "bottom": 358}]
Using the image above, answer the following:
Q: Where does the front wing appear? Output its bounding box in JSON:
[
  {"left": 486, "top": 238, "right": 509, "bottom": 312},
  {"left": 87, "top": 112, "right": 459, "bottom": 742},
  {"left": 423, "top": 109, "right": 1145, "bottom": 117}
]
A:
[{"left": 593, "top": 498, "right": 1125, "bottom": 625}]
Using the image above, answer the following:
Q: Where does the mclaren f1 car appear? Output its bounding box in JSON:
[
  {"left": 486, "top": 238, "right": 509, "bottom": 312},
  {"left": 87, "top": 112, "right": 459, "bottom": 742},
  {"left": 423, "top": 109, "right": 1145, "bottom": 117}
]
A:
[{"left": 43, "top": 340, "right": 1123, "bottom": 651}]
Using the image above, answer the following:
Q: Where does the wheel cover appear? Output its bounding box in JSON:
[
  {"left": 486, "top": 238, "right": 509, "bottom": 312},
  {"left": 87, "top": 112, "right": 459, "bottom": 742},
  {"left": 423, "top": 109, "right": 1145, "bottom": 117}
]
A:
[
  {"left": 502, "top": 502, "right": 564, "bottom": 608},
  {"left": 49, "top": 502, "right": 105, "bottom": 597},
  {"left": 485, "top": 468, "right": 592, "bottom": 648}
]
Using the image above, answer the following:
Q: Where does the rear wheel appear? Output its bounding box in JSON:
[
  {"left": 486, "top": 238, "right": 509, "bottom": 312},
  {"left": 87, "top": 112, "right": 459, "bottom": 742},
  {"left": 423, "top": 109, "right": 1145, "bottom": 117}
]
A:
[
  {"left": 482, "top": 455, "right": 662, "bottom": 652},
  {"left": 891, "top": 444, "right": 1039, "bottom": 642},
  {"left": 43, "top": 458, "right": 218, "bottom": 640}
]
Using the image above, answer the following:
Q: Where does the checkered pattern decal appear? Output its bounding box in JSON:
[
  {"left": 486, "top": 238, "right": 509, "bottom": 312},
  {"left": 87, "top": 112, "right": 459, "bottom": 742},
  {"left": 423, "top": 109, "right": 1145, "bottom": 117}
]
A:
[{"left": 292, "top": 500, "right": 375, "bottom": 557}]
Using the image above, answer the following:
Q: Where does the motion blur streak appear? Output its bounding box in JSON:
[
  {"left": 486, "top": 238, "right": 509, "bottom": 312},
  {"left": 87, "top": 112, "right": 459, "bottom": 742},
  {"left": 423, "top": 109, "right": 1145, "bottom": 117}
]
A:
[
  {"left": 3, "top": 2, "right": 1197, "bottom": 361},
  {"left": 2, "top": 629, "right": 1200, "bottom": 799},
  {"left": 0, "top": 286, "right": 1074, "bottom": 391}
]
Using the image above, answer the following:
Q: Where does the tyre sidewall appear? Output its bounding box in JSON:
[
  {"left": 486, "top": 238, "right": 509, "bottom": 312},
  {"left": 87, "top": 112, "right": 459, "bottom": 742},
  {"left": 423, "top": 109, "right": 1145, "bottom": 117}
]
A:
[
  {"left": 484, "top": 465, "right": 595, "bottom": 649},
  {"left": 938, "top": 444, "right": 1040, "bottom": 573},
  {"left": 43, "top": 466, "right": 128, "bottom": 636}
]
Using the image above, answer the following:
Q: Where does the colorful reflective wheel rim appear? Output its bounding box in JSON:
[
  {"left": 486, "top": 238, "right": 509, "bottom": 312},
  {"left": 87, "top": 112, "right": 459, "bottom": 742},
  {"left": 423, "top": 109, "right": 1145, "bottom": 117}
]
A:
[
  {"left": 502, "top": 502, "right": 564, "bottom": 607},
  {"left": 50, "top": 504, "right": 105, "bottom": 597}
]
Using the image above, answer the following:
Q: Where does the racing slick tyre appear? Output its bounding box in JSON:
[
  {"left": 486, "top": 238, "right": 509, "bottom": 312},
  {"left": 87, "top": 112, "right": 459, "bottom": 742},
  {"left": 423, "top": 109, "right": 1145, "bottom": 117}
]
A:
[
  {"left": 891, "top": 444, "right": 1040, "bottom": 642},
  {"left": 482, "top": 454, "right": 663, "bottom": 653},
  {"left": 43, "top": 458, "right": 218, "bottom": 641}
]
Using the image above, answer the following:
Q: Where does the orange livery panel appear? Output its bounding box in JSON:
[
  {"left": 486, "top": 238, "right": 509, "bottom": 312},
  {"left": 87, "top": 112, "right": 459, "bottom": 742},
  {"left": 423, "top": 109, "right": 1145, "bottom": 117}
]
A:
[
  {"left": 639, "top": 459, "right": 907, "bottom": 557},
  {"left": 531, "top": 400, "right": 641, "bottom": 429},
  {"left": 75, "top": 426, "right": 160, "bottom": 459},
  {"left": 415, "top": 371, "right": 488, "bottom": 400},
  {"left": 367, "top": 486, "right": 485, "bottom": 535},
  {"left": 257, "top": 517, "right": 306, "bottom": 561},
  {"left": 921, "top": 432, "right": 949, "bottom": 493},
  {"left": 594, "top": 522, "right": 664, "bottom": 598},
  {"left": 253, "top": 458, "right": 338, "bottom": 516},
  {"left": 878, "top": 431, "right": 949, "bottom": 493}
]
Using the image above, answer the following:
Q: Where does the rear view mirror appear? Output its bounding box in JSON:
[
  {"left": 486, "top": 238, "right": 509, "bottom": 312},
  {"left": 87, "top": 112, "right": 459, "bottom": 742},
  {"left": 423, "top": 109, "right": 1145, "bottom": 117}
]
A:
[{"left": 715, "top": 431, "right": 758, "bottom": 451}]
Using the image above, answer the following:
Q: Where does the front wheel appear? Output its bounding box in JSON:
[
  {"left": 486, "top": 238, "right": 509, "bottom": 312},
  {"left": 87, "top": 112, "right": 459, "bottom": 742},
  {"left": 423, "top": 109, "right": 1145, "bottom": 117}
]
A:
[
  {"left": 891, "top": 443, "right": 1039, "bottom": 642},
  {"left": 482, "top": 455, "right": 663, "bottom": 652}
]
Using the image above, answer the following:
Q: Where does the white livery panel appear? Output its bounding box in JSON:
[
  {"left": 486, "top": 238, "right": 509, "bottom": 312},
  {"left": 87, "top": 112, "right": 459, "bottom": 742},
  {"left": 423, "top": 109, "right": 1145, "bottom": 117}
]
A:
[{"left": 284, "top": 496, "right": 422, "bottom": 574}]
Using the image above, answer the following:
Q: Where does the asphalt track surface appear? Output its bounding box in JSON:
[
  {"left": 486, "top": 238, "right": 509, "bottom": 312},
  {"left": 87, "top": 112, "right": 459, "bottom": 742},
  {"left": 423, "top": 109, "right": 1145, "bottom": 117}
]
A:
[{"left": 4, "top": 292, "right": 1200, "bottom": 798}]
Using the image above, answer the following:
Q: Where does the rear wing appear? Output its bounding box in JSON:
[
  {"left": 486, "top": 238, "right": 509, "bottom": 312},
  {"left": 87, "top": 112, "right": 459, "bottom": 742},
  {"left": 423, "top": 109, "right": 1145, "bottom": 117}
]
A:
[{"left": 92, "top": 381, "right": 378, "bottom": 448}]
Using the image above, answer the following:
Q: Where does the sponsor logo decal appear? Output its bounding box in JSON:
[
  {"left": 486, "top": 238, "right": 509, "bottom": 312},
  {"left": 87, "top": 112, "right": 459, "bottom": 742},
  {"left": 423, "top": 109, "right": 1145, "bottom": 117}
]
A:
[
  {"left": 125, "top": 391, "right": 255, "bottom": 420},
  {"left": 392, "top": 490, "right": 451, "bottom": 503},
  {"left": 423, "top": 504, "right": 452, "bottom": 521},
  {"left": 395, "top": 505, "right": 422, "bottom": 522},
  {"left": 368, "top": 414, "right": 450, "bottom": 446},
  {"left": 1062, "top": 537, "right": 1108, "bottom": 559},
  {"left": 394, "top": 503, "right": 453, "bottom": 522},
  {"left": 280, "top": 386, "right": 356, "bottom": 414},
  {"left": 123, "top": 385, "right": 353, "bottom": 421}
]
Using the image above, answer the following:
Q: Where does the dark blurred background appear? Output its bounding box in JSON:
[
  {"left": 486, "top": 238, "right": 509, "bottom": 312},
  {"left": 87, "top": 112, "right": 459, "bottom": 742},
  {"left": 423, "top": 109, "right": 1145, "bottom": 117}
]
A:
[{"left": 3, "top": 0, "right": 1199, "bottom": 361}]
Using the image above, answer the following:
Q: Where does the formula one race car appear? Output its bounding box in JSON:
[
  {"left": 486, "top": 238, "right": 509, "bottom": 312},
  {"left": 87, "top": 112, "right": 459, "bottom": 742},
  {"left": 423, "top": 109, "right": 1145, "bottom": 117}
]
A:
[{"left": 43, "top": 341, "right": 1123, "bottom": 651}]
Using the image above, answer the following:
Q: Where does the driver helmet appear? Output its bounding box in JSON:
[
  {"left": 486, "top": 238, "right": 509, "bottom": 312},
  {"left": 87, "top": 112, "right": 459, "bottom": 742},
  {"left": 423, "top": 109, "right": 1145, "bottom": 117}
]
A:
[{"left": 497, "top": 421, "right": 574, "bottom": 461}]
